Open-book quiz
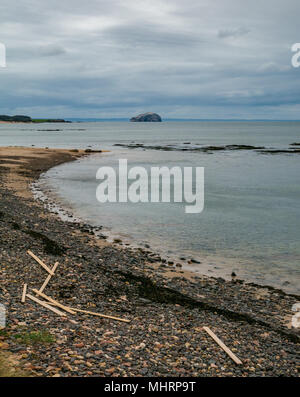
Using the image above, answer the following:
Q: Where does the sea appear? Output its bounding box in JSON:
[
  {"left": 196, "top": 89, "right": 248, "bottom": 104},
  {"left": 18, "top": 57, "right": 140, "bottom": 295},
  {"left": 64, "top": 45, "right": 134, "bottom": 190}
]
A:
[{"left": 1, "top": 121, "right": 299, "bottom": 294}]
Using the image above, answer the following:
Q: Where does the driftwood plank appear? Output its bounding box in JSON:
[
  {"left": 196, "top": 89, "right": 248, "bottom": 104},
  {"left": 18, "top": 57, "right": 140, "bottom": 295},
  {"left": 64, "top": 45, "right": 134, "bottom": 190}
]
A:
[
  {"left": 21, "top": 284, "right": 27, "bottom": 303},
  {"left": 32, "top": 289, "right": 75, "bottom": 315},
  {"left": 26, "top": 293, "right": 66, "bottom": 317},
  {"left": 203, "top": 326, "right": 242, "bottom": 365},
  {"left": 67, "top": 307, "right": 130, "bottom": 323},
  {"left": 39, "top": 262, "right": 59, "bottom": 293},
  {"left": 27, "top": 250, "right": 54, "bottom": 275}
]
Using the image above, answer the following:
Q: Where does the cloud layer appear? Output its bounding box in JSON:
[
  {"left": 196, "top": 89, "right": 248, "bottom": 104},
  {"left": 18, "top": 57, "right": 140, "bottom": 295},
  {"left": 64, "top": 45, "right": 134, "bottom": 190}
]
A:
[{"left": 0, "top": 0, "right": 299, "bottom": 119}]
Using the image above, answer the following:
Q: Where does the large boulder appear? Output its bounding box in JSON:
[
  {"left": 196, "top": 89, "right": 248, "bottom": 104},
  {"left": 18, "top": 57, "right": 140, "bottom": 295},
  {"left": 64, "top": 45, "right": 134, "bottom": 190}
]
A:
[{"left": 130, "top": 112, "right": 162, "bottom": 122}]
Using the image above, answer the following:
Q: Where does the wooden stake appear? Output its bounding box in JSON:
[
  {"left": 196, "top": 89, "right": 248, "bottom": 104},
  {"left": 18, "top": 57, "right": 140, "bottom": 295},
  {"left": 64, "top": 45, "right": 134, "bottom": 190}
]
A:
[
  {"left": 39, "top": 262, "right": 59, "bottom": 293},
  {"left": 32, "top": 289, "right": 75, "bottom": 315},
  {"left": 26, "top": 293, "right": 66, "bottom": 317},
  {"left": 21, "top": 284, "right": 27, "bottom": 303},
  {"left": 27, "top": 250, "right": 54, "bottom": 275},
  {"left": 203, "top": 326, "right": 242, "bottom": 365},
  {"left": 65, "top": 306, "right": 130, "bottom": 323}
]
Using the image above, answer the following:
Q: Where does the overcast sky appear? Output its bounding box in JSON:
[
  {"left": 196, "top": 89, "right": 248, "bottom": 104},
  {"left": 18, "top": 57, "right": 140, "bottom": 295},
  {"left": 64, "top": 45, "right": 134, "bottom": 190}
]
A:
[{"left": 0, "top": 0, "right": 299, "bottom": 119}]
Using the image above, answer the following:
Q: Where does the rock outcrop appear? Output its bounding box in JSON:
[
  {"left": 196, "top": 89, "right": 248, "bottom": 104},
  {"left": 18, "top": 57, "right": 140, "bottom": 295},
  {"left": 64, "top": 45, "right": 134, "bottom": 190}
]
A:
[
  {"left": 0, "top": 115, "right": 32, "bottom": 122},
  {"left": 0, "top": 115, "right": 71, "bottom": 123},
  {"left": 130, "top": 112, "right": 162, "bottom": 122}
]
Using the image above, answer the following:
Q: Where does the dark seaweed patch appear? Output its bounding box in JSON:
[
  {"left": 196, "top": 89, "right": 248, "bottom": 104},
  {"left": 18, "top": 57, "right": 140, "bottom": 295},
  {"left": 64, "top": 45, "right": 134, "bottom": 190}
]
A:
[
  {"left": 11, "top": 222, "right": 20, "bottom": 230},
  {"left": 116, "top": 270, "right": 299, "bottom": 343},
  {"left": 24, "top": 229, "right": 65, "bottom": 255}
]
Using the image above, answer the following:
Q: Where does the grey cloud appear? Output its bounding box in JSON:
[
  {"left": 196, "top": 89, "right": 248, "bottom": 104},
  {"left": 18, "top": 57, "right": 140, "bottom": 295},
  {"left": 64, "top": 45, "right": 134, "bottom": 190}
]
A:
[
  {"left": 102, "top": 23, "right": 201, "bottom": 48},
  {"left": 8, "top": 44, "right": 67, "bottom": 61},
  {"left": 218, "top": 27, "right": 250, "bottom": 39},
  {"left": 38, "top": 45, "right": 67, "bottom": 57},
  {"left": 0, "top": 0, "right": 299, "bottom": 119}
]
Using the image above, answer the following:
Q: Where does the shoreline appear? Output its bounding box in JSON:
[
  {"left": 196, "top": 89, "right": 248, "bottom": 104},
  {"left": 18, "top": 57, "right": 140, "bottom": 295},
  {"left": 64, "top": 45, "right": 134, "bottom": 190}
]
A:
[
  {"left": 35, "top": 148, "right": 299, "bottom": 295},
  {"left": 0, "top": 146, "right": 299, "bottom": 377},
  {"left": 35, "top": 171, "right": 299, "bottom": 296},
  {"left": 0, "top": 146, "right": 90, "bottom": 199}
]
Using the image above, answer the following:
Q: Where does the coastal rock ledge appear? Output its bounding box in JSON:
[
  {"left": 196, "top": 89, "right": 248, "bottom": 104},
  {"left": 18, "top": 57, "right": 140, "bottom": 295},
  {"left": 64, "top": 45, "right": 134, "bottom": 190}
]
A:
[{"left": 130, "top": 112, "right": 162, "bottom": 122}]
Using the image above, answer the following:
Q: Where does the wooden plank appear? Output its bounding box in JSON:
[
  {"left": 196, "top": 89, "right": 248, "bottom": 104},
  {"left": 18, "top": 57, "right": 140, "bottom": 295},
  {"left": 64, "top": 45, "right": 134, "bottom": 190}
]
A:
[
  {"left": 46, "top": 303, "right": 129, "bottom": 324},
  {"left": 26, "top": 293, "right": 66, "bottom": 317},
  {"left": 32, "top": 289, "right": 76, "bottom": 315},
  {"left": 21, "top": 284, "right": 27, "bottom": 303},
  {"left": 67, "top": 306, "right": 130, "bottom": 323},
  {"left": 27, "top": 250, "right": 54, "bottom": 275},
  {"left": 39, "top": 262, "right": 59, "bottom": 293},
  {"left": 203, "top": 326, "right": 242, "bottom": 365}
]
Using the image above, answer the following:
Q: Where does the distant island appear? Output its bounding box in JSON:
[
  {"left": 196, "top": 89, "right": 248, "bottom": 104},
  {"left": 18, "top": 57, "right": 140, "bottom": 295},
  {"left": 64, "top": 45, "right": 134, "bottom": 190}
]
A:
[
  {"left": 130, "top": 112, "right": 162, "bottom": 122},
  {"left": 0, "top": 115, "right": 70, "bottom": 123}
]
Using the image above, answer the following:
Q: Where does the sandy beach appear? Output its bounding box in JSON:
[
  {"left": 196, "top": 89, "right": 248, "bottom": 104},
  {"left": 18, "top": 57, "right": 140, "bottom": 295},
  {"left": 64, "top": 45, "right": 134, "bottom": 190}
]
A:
[{"left": 0, "top": 146, "right": 299, "bottom": 377}]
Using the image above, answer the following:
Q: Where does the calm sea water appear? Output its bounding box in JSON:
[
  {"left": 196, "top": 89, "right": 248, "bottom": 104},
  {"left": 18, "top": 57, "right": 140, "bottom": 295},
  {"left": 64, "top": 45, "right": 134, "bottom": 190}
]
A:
[{"left": 1, "top": 121, "right": 299, "bottom": 293}]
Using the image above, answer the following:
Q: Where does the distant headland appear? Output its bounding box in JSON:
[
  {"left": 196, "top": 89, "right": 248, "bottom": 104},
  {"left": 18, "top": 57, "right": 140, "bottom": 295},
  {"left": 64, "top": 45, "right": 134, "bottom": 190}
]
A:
[
  {"left": 130, "top": 112, "right": 162, "bottom": 122},
  {"left": 0, "top": 115, "right": 70, "bottom": 123}
]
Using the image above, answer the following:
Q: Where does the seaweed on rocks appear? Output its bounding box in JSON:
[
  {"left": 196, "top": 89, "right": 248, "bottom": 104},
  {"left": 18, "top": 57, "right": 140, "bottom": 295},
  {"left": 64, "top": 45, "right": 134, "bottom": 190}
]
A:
[
  {"left": 23, "top": 229, "right": 65, "bottom": 255},
  {"left": 114, "top": 143, "right": 266, "bottom": 152},
  {"left": 115, "top": 271, "right": 299, "bottom": 343},
  {"left": 258, "top": 149, "right": 300, "bottom": 155}
]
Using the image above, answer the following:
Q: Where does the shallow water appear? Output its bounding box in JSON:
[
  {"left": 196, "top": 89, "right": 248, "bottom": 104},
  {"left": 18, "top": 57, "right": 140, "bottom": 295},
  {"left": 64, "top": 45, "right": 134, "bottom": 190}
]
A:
[{"left": 1, "top": 121, "right": 300, "bottom": 293}]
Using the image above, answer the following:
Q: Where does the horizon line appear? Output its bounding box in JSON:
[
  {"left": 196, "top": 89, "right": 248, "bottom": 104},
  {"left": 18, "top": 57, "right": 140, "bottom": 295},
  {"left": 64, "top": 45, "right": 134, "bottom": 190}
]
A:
[{"left": 64, "top": 118, "right": 300, "bottom": 122}]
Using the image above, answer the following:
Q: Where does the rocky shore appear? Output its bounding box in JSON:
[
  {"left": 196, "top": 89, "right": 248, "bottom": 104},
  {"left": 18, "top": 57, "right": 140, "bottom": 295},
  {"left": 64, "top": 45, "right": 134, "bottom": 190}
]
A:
[
  {"left": 0, "top": 147, "right": 299, "bottom": 377},
  {"left": 114, "top": 143, "right": 300, "bottom": 154},
  {"left": 0, "top": 115, "right": 70, "bottom": 123},
  {"left": 130, "top": 113, "right": 162, "bottom": 122}
]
